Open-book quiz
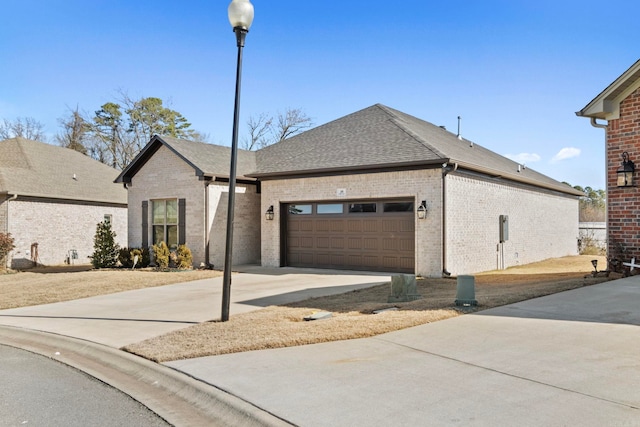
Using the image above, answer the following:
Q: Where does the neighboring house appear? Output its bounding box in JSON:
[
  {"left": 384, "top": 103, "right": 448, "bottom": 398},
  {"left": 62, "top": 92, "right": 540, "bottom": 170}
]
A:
[
  {"left": 0, "top": 138, "right": 127, "bottom": 269},
  {"left": 117, "top": 104, "right": 581, "bottom": 277},
  {"left": 577, "top": 59, "right": 640, "bottom": 260}
]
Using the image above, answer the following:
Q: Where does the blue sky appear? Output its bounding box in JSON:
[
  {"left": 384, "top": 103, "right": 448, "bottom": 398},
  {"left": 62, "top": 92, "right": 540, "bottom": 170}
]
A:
[{"left": 2, "top": 0, "right": 639, "bottom": 190}]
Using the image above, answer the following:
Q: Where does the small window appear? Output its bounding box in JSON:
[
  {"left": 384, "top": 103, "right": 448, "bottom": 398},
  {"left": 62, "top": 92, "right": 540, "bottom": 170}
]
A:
[
  {"left": 317, "top": 204, "right": 344, "bottom": 214},
  {"left": 349, "top": 203, "right": 377, "bottom": 213},
  {"left": 103, "top": 214, "right": 112, "bottom": 224},
  {"left": 289, "top": 204, "right": 312, "bottom": 215},
  {"left": 383, "top": 202, "right": 414, "bottom": 212}
]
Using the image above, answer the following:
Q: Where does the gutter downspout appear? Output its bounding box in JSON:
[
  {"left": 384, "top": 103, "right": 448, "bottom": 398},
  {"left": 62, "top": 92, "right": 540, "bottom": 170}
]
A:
[
  {"left": 204, "top": 181, "right": 211, "bottom": 268},
  {"left": 442, "top": 163, "right": 458, "bottom": 277},
  {"left": 4, "top": 194, "right": 18, "bottom": 268},
  {"left": 590, "top": 117, "right": 609, "bottom": 261}
]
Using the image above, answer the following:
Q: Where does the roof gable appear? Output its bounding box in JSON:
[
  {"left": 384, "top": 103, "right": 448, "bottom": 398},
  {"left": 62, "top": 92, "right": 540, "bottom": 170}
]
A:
[
  {"left": 577, "top": 59, "right": 640, "bottom": 120},
  {"left": 116, "top": 135, "right": 257, "bottom": 183},
  {"left": 0, "top": 138, "right": 126, "bottom": 204}
]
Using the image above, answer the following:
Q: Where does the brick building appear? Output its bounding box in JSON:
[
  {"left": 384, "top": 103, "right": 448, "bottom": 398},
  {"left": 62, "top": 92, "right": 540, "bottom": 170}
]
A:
[
  {"left": 577, "top": 59, "right": 640, "bottom": 260},
  {"left": 0, "top": 138, "right": 127, "bottom": 268},
  {"left": 117, "top": 104, "right": 581, "bottom": 276}
]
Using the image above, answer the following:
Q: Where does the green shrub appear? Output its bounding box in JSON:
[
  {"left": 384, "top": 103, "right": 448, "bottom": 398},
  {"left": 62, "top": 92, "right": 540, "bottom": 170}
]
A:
[
  {"left": 89, "top": 221, "right": 120, "bottom": 269},
  {"left": 175, "top": 244, "right": 193, "bottom": 270},
  {"left": 152, "top": 241, "right": 170, "bottom": 270},
  {"left": 0, "top": 233, "right": 15, "bottom": 271},
  {"left": 131, "top": 247, "right": 151, "bottom": 268},
  {"left": 118, "top": 247, "right": 133, "bottom": 268}
]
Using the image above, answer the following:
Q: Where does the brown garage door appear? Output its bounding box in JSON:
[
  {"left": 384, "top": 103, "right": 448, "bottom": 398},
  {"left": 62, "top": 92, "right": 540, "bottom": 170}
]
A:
[{"left": 285, "top": 200, "right": 415, "bottom": 273}]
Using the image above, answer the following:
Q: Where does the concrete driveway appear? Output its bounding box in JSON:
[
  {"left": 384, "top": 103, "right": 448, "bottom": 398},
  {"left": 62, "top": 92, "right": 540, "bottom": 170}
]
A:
[
  {"left": 167, "top": 276, "right": 640, "bottom": 426},
  {"left": 0, "top": 266, "right": 390, "bottom": 347}
]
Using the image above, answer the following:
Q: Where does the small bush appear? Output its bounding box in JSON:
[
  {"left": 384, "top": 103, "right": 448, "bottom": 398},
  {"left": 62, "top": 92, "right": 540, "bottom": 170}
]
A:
[
  {"left": 0, "top": 233, "right": 15, "bottom": 271},
  {"left": 152, "top": 241, "right": 170, "bottom": 270},
  {"left": 131, "top": 247, "right": 151, "bottom": 268},
  {"left": 89, "top": 221, "right": 120, "bottom": 269},
  {"left": 118, "top": 247, "right": 133, "bottom": 268},
  {"left": 175, "top": 244, "right": 193, "bottom": 270}
]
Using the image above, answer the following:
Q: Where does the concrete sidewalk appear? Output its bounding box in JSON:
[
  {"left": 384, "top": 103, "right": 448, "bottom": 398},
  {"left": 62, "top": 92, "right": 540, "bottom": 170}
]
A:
[
  {"left": 167, "top": 276, "right": 640, "bottom": 426},
  {"left": 1, "top": 268, "right": 639, "bottom": 426}
]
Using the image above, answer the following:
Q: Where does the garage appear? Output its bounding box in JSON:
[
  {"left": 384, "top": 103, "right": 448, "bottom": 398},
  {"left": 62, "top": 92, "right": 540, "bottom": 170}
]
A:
[{"left": 284, "top": 200, "right": 415, "bottom": 273}]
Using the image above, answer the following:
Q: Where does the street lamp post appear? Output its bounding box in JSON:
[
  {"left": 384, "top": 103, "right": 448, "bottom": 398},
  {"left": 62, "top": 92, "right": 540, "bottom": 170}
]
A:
[{"left": 221, "top": 0, "right": 254, "bottom": 322}]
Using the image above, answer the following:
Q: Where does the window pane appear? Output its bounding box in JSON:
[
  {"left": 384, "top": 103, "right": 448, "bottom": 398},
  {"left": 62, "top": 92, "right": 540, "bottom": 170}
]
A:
[
  {"left": 349, "top": 203, "right": 376, "bottom": 213},
  {"left": 152, "top": 201, "right": 165, "bottom": 224},
  {"left": 317, "top": 204, "right": 344, "bottom": 214},
  {"left": 166, "top": 199, "right": 178, "bottom": 224},
  {"left": 289, "top": 204, "right": 312, "bottom": 215},
  {"left": 167, "top": 225, "right": 178, "bottom": 250},
  {"left": 383, "top": 202, "right": 414, "bottom": 212},
  {"left": 153, "top": 225, "right": 165, "bottom": 245}
]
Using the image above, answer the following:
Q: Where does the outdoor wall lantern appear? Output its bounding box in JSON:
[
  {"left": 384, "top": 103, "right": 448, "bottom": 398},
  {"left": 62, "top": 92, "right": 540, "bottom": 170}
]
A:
[
  {"left": 417, "top": 200, "right": 428, "bottom": 219},
  {"left": 265, "top": 205, "right": 274, "bottom": 220},
  {"left": 617, "top": 151, "right": 635, "bottom": 187}
]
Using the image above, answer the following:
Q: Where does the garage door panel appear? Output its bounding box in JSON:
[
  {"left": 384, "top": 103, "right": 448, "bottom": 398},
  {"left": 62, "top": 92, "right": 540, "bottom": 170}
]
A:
[
  {"left": 299, "top": 237, "right": 314, "bottom": 248},
  {"left": 348, "top": 221, "right": 362, "bottom": 232},
  {"left": 299, "top": 220, "right": 313, "bottom": 232},
  {"left": 331, "top": 238, "right": 345, "bottom": 249},
  {"left": 317, "top": 237, "right": 330, "bottom": 248},
  {"left": 363, "top": 238, "right": 378, "bottom": 250},
  {"left": 316, "top": 220, "right": 330, "bottom": 232}
]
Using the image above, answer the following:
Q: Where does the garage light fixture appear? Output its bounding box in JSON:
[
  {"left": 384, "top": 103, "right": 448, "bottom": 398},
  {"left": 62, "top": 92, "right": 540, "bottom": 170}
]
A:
[
  {"left": 265, "top": 205, "right": 274, "bottom": 220},
  {"left": 617, "top": 151, "right": 635, "bottom": 187},
  {"left": 417, "top": 200, "right": 428, "bottom": 219}
]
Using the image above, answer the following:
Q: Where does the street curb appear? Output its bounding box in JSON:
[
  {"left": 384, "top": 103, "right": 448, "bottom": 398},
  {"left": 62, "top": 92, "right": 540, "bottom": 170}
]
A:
[{"left": 0, "top": 325, "right": 293, "bottom": 427}]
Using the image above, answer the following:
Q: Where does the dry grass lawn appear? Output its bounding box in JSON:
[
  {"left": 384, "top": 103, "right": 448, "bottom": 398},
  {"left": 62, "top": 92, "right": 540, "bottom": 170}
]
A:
[
  {"left": 1, "top": 256, "right": 617, "bottom": 362},
  {"left": 120, "top": 255, "right": 617, "bottom": 362},
  {"left": 0, "top": 266, "right": 222, "bottom": 310}
]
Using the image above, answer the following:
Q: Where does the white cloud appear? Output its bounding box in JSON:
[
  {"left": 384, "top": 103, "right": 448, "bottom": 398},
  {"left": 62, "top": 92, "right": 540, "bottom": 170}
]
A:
[
  {"left": 505, "top": 152, "right": 541, "bottom": 163},
  {"left": 551, "top": 147, "right": 581, "bottom": 163}
]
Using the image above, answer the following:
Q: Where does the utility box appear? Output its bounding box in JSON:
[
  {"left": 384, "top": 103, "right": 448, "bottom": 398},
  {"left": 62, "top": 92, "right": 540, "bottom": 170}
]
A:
[
  {"left": 499, "top": 215, "right": 509, "bottom": 243},
  {"left": 455, "top": 275, "right": 478, "bottom": 306}
]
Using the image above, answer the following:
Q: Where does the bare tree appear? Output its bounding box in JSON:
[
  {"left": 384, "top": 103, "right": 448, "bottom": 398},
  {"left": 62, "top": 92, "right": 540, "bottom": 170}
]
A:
[
  {"left": 0, "top": 117, "right": 47, "bottom": 141},
  {"left": 273, "top": 108, "right": 313, "bottom": 142},
  {"left": 242, "top": 108, "right": 313, "bottom": 150},
  {"left": 55, "top": 107, "right": 89, "bottom": 155},
  {"left": 242, "top": 113, "right": 273, "bottom": 150}
]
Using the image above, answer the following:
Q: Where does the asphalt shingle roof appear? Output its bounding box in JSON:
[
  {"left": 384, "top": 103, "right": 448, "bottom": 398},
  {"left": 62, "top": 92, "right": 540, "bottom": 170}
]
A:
[
  {"left": 0, "top": 137, "right": 127, "bottom": 204},
  {"left": 117, "top": 104, "right": 580, "bottom": 196}
]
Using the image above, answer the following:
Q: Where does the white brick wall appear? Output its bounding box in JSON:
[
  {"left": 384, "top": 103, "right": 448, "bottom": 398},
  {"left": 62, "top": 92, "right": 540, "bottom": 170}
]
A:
[
  {"left": 127, "top": 145, "right": 261, "bottom": 268},
  {"left": 262, "top": 169, "right": 579, "bottom": 277},
  {"left": 127, "top": 145, "right": 206, "bottom": 265},
  {"left": 207, "top": 182, "right": 260, "bottom": 268},
  {"left": 261, "top": 169, "right": 444, "bottom": 277},
  {"left": 7, "top": 199, "right": 126, "bottom": 268},
  {"left": 445, "top": 174, "right": 579, "bottom": 274}
]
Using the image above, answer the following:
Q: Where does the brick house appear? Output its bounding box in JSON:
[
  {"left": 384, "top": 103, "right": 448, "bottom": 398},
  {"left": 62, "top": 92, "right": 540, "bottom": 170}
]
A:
[
  {"left": 577, "top": 59, "right": 640, "bottom": 260},
  {"left": 117, "top": 104, "right": 581, "bottom": 277},
  {"left": 0, "top": 138, "right": 127, "bottom": 268}
]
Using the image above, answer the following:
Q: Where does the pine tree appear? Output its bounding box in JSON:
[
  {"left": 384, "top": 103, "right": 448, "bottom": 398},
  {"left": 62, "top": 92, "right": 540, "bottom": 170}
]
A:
[{"left": 89, "top": 221, "right": 120, "bottom": 268}]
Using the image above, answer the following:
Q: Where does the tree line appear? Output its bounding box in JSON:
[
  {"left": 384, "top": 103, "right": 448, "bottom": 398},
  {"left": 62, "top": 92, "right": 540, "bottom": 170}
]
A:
[{"left": 1, "top": 92, "right": 312, "bottom": 170}]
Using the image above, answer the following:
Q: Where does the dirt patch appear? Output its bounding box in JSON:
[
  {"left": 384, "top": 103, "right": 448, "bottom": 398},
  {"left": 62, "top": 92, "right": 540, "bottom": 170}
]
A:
[{"left": 123, "top": 255, "right": 617, "bottom": 362}]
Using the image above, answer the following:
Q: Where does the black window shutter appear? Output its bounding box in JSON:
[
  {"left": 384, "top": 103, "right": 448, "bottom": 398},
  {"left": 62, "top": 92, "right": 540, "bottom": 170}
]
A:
[
  {"left": 142, "top": 201, "right": 148, "bottom": 247},
  {"left": 178, "top": 199, "right": 186, "bottom": 245}
]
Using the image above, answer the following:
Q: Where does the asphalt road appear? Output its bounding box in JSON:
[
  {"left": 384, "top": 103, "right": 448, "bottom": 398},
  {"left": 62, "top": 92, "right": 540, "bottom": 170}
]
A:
[{"left": 0, "top": 344, "right": 170, "bottom": 427}]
